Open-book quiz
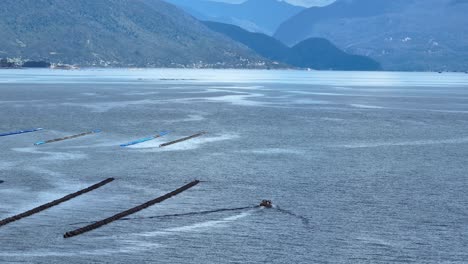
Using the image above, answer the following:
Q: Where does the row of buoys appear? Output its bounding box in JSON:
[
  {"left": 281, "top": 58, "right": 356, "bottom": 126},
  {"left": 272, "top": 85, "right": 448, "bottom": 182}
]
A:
[
  {"left": 34, "top": 130, "right": 102, "bottom": 145},
  {"left": 0, "top": 178, "right": 114, "bottom": 227},
  {"left": 64, "top": 180, "right": 200, "bottom": 238},
  {"left": 159, "top": 132, "right": 207, "bottom": 148},
  {"left": 0, "top": 128, "right": 207, "bottom": 147},
  {"left": 0, "top": 127, "right": 276, "bottom": 238},
  {"left": 0, "top": 178, "right": 201, "bottom": 238},
  {"left": 0, "top": 127, "right": 231, "bottom": 239},
  {"left": 0, "top": 127, "right": 207, "bottom": 238}
]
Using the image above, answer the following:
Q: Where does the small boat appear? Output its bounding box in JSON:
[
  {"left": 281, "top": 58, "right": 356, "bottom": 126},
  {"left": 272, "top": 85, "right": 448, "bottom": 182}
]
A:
[{"left": 259, "top": 200, "right": 272, "bottom": 208}]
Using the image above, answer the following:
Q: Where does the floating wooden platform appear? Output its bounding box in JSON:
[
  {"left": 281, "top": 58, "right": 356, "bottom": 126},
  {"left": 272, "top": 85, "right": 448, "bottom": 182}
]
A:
[
  {"left": 0, "top": 178, "right": 114, "bottom": 227},
  {"left": 0, "top": 128, "right": 43, "bottom": 137},
  {"left": 159, "top": 132, "right": 207, "bottom": 148},
  {"left": 64, "top": 180, "right": 200, "bottom": 238},
  {"left": 34, "top": 130, "right": 101, "bottom": 145}
]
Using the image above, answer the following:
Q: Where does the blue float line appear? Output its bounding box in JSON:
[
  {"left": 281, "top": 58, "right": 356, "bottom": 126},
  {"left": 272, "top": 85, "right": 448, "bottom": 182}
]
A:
[
  {"left": 0, "top": 128, "right": 43, "bottom": 137},
  {"left": 120, "top": 131, "right": 170, "bottom": 147}
]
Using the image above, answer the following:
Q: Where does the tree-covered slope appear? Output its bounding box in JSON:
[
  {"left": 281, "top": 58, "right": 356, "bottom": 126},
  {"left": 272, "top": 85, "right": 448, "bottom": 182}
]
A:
[{"left": 0, "top": 0, "right": 269, "bottom": 68}]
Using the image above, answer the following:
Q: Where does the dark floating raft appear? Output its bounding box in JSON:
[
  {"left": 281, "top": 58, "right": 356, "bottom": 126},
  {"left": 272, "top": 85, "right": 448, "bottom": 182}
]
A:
[
  {"left": 0, "top": 180, "right": 4, "bottom": 184},
  {"left": 0, "top": 128, "right": 43, "bottom": 137},
  {"left": 0, "top": 178, "right": 114, "bottom": 227},
  {"left": 35, "top": 130, "right": 101, "bottom": 145},
  {"left": 159, "top": 132, "right": 207, "bottom": 148},
  {"left": 64, "top": 180, "right": 200, "bottom": 238}
]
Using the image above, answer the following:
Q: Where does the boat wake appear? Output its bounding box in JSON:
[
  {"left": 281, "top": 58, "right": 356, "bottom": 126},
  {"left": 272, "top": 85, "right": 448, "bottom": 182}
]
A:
[
  {"left": 338, "top": 137, "right": 468, "bottom": 148},
  {"left": 68, "top": 204, "right": 311, "bottom": 236},
  {"left": 137, "top": 210, "right": 255, "bottom": 237},
  {"left": 275, "top": 206, "right": 311, "bottom": 228},
  {"left": 121, "top": 206, "right": 255, "bottom": 221},
  {"left": 69, "top": 206, "right": 255, "bottom": 226}
]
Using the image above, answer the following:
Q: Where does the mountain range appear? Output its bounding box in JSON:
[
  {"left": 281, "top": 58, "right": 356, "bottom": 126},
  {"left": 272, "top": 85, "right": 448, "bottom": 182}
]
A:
[
  {"left": 204, "top": 21, "right": 380, "bottom": 70},
  {"left": 166, "top": 0, "right": 305, "bottom": 35},
  {"left": 0, "top": 0, "right": 269, "bottom": 68},
  {"left": 275, "top": 0, "right": 468, "bottom": 71},
  {"left": 2, "top": 0, "right": 462, "bottom": 71}
]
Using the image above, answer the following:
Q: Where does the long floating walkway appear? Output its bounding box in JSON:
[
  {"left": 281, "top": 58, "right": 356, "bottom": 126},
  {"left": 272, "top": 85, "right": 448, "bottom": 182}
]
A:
[
  {"left": 0, "top": 128, "right": 43, "bottom": 137},
  {"left": 34, "top": 130, "right": 101, "bottom": 145},
  {"left": 159, "top": 132, "right": 207, "bottom": 148},
  {"left": 120, "top": 131, "right": 170, "bottom": 147},
  {"left": 64, "top": 180, "right": 200, "bottom": 238},
  {"left": 0, "top": 178, "right": 114, "bottom": 227}
]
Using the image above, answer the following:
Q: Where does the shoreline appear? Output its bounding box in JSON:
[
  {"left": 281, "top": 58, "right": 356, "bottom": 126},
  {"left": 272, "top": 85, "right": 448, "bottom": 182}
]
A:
[{"left": 1, "top": 67, "right": 468, "bottom": 74}]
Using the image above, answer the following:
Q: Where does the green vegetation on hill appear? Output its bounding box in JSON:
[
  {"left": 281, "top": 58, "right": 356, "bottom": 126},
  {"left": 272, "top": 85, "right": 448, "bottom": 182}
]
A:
[{"left": 0, "top": 0, "right": 270, "bottom": 68}]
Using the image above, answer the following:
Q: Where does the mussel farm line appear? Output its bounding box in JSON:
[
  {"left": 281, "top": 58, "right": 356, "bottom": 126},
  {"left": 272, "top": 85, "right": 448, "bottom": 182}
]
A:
[
  {"left": 64, "top": 180, "right": 200, "bottom": 238},
  {"left": 0, "top": 178, "right": 115, "bottom": 227},
  {"left": 159, "top": 132, "right": 207, "bottom": 148},
  {"left": 34, "top": 130, "right": 101, "bottom": 145}
]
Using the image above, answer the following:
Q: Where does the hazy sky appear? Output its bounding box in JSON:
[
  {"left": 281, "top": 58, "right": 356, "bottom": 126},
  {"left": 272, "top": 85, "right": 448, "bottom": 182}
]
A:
[{"left": 207, "top": 0, "right": 336, "bottom": 7}]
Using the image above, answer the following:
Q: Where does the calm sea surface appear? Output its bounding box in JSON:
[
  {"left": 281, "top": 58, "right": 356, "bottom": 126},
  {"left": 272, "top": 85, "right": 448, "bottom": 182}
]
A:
[{"left": 0, "top": 69, "right": 467, "bottom": 263}]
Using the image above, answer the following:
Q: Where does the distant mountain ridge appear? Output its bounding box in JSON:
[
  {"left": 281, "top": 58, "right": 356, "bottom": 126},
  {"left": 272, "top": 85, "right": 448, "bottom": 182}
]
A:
[
  {"left": 166, "top": 0, "right": 305, "bottom": 35},
  {"left": 204, "top": 21, "right": 381, "bottom": 70},
  {"left": 0, "top": 0, "right": 271, "bottom": 68},
  {"left": 275, "top": 0, "right": 411, "bottom": 45},
  {"left": 275, "top": 0, "right": 468, "bottom": 71}
]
